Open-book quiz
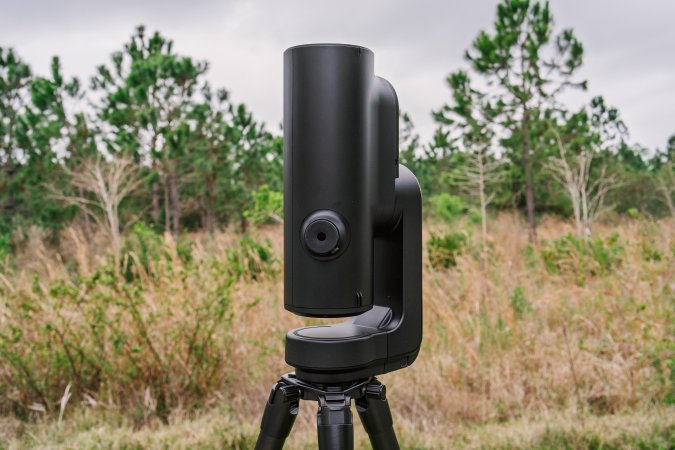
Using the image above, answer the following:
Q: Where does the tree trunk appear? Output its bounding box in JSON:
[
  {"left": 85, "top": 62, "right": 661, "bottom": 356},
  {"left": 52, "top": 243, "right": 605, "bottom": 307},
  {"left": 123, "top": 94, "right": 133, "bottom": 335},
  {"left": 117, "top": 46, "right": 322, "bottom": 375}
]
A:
[
  {"left": 78, "top": 185, "right": 93, "bottom": 243},
  {"left": 163, "top": 174, "right": 171, "bottom": 235},
  {"left": 656, "top": 163, "right": 674, "bottom": 217},
  {"left": 4, "top": 120, "right": 16, "bottom": 218},
  {"left": 204, "top": 175, "right": 216, "bottom": 235},
  {"left": 572, "top": 191, "right": 583, "bottom": 240},
  {"left": 478, "top": 152, "right": 489, "bottom": 269},
  {"left": 170, "top": 164, "right": 180, "bottom": 237},
  {"left": 205, "top": 206, "right": 215, "bottom": 235},
  {"left": 4, "top": 161, "right": 15, "bottom": 218},
  {"left": 151, "top": 181, "right": 160, "bottom": 227},
  {"left": 522, "top": 111, "right": 537, "bottom": 244},
  {"left": 102, "top": 176, "right": 121, "bottom": 275},
  {"left": 149, "top": 136, "right": 160, "bottom": 228},
  {"left": 580, "top": 179, "right": 590, "bottom": 242}
]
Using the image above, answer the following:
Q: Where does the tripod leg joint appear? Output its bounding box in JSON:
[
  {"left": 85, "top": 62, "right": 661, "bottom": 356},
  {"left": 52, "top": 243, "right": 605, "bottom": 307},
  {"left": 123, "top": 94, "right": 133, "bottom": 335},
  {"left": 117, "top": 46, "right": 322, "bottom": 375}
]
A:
[
  {"left": 254, "top": 380, "right": 300, "bottom": 450},
  {"left": 269, "top": 381, "right": 300, "bottom": 405},
  {"left": 356, "top": 379, "right": 400, "bottom": 450}
]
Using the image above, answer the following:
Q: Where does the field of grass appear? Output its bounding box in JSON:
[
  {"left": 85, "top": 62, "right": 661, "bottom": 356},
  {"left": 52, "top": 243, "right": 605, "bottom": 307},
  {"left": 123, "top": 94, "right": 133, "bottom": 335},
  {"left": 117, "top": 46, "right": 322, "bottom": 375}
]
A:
[
  {"left": 2, "top": 405, "right": 673, "bottom": 449},
  {"left": 1, "top": 213, "right": 673, "bottom": 448}
]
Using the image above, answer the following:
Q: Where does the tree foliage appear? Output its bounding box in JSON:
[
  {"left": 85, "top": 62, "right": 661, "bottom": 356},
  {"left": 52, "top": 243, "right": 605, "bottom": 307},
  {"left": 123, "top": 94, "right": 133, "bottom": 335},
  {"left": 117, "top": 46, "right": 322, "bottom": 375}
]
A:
[
  {"left": 434, "top": 0, "right": 588, "bottom": 242},
  {"left": 0, "top": 13, "right": 672, "bottom": 255}
]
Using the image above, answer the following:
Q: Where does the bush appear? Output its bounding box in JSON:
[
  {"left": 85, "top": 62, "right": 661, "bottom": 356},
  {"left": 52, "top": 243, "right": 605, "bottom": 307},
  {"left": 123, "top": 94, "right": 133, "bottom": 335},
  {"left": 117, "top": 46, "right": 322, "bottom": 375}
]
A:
[
  {"left": 540, "top": 233, "right": 624, "bottom": 285},
  {"left": 0, "top": 232, "right": 11, "bottom": 264},
  {"left": 122, "top": 223, "right": 194, "bottom": 281},
  {"left": 0, "top": 243, "right": 234, "bottom": 424},
  {"left": 243, "top": 185, "right": 283, "bottom": 226},
  {"left": 122, "top": 223, "right": 166, "bottom": 278},
  {"left": 510, "top": 285, "right": 533, "bottom": 318},
  {"left": 427, "top": 232, "right": 467, "bottom": 268},
  {"left": 227, "top": 235, "right": 276, "bottom": 282},
  {"left": 0, "top": 231, "right": 275, "bottom": 424},
  {"left": 636, "top": 218, "right": 665, "bottom": 262},
  {"left": 430, "top": 192, "right": 482, "bottom": 225},
  {"left": 0, "top": 232, "right": 10, "bottom": 253},
  {"left": 175, "top": 233, "right": 194, "bottom": 264},
  {"left": 429, "top": 193, "right": 465, "bottom": 223}
]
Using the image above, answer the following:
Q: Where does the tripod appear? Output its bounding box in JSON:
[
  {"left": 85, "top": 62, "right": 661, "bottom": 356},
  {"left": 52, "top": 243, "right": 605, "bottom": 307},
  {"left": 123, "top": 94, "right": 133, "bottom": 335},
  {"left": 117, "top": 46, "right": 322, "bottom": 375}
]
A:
[{"left": 254, "top": 373, "right": 399, "bottom": 450}]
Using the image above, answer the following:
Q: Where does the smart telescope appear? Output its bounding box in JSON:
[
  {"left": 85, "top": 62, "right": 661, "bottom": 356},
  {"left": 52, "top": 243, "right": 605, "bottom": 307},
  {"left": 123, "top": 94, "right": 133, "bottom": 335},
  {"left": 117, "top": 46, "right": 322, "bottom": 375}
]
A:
[{"left": 254, "top": 43, "right": 423, "bottom": 450}]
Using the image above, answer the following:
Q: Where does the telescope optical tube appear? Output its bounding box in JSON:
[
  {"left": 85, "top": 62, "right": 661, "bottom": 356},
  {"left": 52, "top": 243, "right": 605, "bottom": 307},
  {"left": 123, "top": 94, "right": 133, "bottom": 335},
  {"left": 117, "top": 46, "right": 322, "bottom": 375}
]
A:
[{"left": 284, "top": 44, "right": 397, "bottom": 317}]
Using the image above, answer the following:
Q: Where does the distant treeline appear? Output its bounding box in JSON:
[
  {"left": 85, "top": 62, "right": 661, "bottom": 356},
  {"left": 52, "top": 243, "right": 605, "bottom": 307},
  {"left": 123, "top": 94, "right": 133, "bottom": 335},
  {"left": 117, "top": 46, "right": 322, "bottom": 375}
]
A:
[{"left": 1, "top": 0, "right": 673, "bottom": 251}]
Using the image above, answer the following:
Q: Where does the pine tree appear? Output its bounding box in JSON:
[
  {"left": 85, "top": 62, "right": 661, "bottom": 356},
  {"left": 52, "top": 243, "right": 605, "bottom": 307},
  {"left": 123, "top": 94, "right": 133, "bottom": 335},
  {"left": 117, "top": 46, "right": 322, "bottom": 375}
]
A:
[
  {"left": 465, "top": 0, "right": 586, "bottom": 243},
  {"left": 91, "top": 26, "right": 207, "bottom": 235},
  {"left": 29, "top": 56, "right": 98, "bottom": 237},
  {"left": 0, "top": 48, "right": 32, "bottom": 234},
  {"left": 434, "top": 70, "right": 506, "bottom": 261}
]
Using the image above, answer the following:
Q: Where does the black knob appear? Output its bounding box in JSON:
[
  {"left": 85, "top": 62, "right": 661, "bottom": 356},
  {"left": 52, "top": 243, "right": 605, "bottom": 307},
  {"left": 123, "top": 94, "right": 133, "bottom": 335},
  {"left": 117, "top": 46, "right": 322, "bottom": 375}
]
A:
[
  {"left": 301, "top": 210, "right": 348, "bottom": 258},
  {"left": 304, "top": 220, "right": 339, "bottom": 255}
]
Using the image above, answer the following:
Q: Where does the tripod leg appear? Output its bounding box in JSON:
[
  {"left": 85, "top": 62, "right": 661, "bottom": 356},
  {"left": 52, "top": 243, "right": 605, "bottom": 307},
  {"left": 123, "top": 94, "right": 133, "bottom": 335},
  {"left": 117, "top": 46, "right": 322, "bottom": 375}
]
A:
[
  {"left": 356, "top": 379, "right": 400, "bottom": 450},
  {"left": 317, "top": 393, "right": 354, "bottom": 450},
  {"left": 254, "top": 381, "right": 300, "bottom": 450}
]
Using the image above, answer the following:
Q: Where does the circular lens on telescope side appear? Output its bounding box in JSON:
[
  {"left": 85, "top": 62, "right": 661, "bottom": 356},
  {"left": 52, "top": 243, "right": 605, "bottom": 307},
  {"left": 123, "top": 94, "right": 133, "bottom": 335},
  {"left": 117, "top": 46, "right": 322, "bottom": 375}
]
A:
[
  {"left": 299, "top": 210, "right": 349, "bottom": 259},
  {"left": 303, "top": 219, "right": 340, "bottom": 256}
]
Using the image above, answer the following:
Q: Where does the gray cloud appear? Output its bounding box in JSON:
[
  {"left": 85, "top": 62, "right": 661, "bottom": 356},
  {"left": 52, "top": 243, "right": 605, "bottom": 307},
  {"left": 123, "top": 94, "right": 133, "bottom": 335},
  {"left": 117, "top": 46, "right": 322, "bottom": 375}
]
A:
[{"left": 2, "top": 0, "right": 673, "bottom": 150}]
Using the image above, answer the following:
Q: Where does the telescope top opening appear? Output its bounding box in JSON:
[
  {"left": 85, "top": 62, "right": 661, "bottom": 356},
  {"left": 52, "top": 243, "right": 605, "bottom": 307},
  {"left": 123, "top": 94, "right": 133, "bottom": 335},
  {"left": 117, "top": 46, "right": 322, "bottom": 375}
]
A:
[{"left": 285, "top": 43, "right": 373, "bottom": 54}]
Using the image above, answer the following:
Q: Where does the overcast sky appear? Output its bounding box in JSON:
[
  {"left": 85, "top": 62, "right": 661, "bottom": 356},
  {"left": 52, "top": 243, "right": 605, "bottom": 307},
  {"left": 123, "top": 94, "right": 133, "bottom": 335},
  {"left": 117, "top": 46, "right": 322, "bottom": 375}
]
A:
[{"left": 2, "top": 0, "right": 674, "bottom": 151}]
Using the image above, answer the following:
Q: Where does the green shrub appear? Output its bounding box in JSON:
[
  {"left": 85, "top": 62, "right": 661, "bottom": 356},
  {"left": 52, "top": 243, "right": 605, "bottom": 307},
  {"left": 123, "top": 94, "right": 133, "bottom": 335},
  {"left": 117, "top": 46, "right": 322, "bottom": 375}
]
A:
[
  {"left": 430, "top": 192, "right": 483, "bottom": 225},
  {"left": 176, "top": 233, "right": 194, "bottom": 264},
  {"left": 0, "top": 232, "right": 11, "bottom": 261},
  {"left": 121, "top": 223, "right": 195, "bottom": 280},
  {"left": 540, "top": 233, "right": 624, "bottom": 285},
  {"left": 626, "top": 207, "right": 641, "bottom": 219},
  {"left": 510, "top": 285, "right": 533, "bottom": 318},
  {"left": 522, "top": 242, "right": 538, "bottom": 268},
  {"left": 637, "top": 220, "right": 664, "bottom": 262},
  {"left": 243, "top": 184, "right": 283, "bottom": 226},
  {"left": 649, "top": 325, "right": 675, "bottom": 406},
  {"left": 427, "top": 232, "right": 467, "bottom": 268},
  {"left": 642, "top": 242, "right": 664, "bottom": 262},
  {"left": 227, "top": 235, "right": 276, "bottom": 282},
  {"left": 429, "top": 193, "right": 465, "bottom": 223},
  {"left": 122, "top": 222, "right": 166, "bottom": 278}
]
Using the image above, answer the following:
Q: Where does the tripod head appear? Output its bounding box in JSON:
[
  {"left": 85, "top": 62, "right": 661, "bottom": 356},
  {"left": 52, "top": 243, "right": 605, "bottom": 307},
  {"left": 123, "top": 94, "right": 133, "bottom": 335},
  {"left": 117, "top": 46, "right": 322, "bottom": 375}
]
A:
[{"left": 283, "top": 44, "right": 422, "bottom": 383}]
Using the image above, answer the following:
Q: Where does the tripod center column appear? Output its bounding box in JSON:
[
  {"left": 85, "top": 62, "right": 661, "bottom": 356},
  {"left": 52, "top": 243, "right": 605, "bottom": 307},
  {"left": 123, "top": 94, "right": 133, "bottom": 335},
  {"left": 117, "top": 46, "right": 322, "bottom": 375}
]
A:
[{"left": 317, "top": 392, "right": 354, "bottom": 450}]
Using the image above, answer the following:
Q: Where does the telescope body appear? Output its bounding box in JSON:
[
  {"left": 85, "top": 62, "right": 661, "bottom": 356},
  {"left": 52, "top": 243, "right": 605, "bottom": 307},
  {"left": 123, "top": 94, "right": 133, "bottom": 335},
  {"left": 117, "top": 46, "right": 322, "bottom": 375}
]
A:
[
  {"left": 282, "top": 44, "right": 423, "bottom": 382},
  {"left": 284, "top": 44, "right": 398, "bottom": 317},
  {"left": 254, "top": 45, "right": 422, "bottom": 450}
]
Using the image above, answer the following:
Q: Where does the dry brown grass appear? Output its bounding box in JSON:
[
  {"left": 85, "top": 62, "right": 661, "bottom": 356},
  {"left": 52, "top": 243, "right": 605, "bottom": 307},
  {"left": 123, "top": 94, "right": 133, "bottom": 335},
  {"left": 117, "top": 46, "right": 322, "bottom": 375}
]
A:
[
  {"left": 0, "top": 212, "right": 673, "bottom": 447},
  {"left": 2, "top": 403, "right": 673, "bottom": 449}
]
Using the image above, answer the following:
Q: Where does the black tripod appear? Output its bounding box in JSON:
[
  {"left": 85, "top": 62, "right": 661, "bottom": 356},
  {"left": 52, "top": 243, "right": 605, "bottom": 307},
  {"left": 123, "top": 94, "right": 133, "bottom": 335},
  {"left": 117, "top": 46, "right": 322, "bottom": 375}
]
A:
[{"left": 254, "top": 373, "right": 399, "bottom": 450}]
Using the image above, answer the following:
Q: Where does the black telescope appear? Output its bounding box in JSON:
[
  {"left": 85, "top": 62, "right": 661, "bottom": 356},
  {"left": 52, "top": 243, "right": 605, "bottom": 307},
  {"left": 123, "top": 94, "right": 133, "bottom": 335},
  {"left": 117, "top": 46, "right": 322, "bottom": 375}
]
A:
[
  {"left": 255, "top": 44, "right": 423, "bottom": 450},
  {"left": 284, "top": 43, "right": 399, "bottom": 317}
]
